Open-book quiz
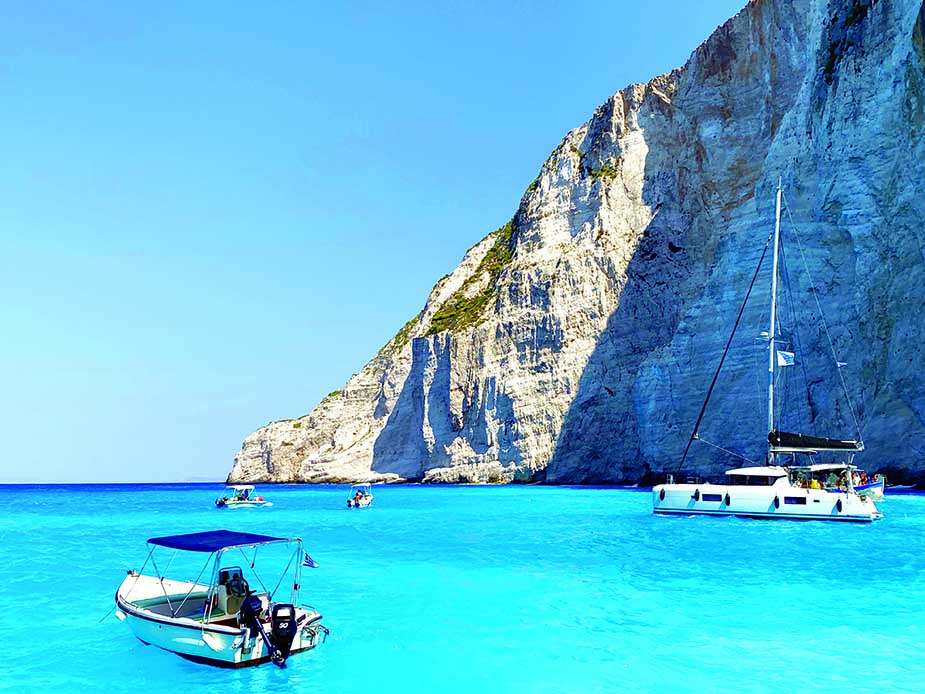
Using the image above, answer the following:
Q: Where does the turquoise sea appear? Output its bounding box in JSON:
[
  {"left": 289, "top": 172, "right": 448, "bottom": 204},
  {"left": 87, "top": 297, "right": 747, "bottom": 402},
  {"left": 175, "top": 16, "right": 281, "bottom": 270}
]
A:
[{"left": 1, "top": 483, "right": 923, "bottom": 693}]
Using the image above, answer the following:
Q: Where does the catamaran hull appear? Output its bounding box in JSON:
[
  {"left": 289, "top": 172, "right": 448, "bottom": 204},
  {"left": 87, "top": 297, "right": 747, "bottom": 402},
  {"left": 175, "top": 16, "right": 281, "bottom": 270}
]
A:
[{"left": 652, "top": 484, "right": 882, "bottom": 522}]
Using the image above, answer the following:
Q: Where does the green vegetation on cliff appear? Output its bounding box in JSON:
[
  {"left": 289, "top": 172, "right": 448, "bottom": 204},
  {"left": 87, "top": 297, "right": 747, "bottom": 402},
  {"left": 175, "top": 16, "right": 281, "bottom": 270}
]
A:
[
  {"left": 320, "top": 389, "right": 342, "bottom": 405},
  {"left": 378, "top": 311, "right": 423, "bottom": 357},
  {"left": 426, "top": 219, "right": 516, "bottom": 335}
]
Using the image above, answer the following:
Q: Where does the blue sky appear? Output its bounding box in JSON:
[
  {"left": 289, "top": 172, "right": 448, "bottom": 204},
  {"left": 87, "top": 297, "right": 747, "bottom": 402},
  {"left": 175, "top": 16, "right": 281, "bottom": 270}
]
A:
[{"left": 0, "top": 0, "right": 746, "bottom": 483}]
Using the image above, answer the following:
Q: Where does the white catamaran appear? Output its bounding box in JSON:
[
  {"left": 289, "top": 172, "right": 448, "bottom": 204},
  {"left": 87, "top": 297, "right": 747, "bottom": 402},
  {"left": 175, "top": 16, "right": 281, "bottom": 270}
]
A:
[{"left": 653, "top": 180, "right": 882, "bottom": 522}]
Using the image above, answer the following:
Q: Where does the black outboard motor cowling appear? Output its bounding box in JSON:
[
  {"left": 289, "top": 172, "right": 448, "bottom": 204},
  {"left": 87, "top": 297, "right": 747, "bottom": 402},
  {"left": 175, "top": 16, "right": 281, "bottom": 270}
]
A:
[
  {"left": 239, "top": 595, "right": 288, "bottom": 667},
  {"left": 271, "top": 604, "right": 298, "bottom": 660}
]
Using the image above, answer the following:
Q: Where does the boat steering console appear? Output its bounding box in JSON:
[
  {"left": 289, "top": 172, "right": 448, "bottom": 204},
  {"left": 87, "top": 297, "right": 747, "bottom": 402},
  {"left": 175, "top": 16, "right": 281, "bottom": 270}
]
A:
[{"left": 226, "top": 573, "right": 249, "bottom": 597}]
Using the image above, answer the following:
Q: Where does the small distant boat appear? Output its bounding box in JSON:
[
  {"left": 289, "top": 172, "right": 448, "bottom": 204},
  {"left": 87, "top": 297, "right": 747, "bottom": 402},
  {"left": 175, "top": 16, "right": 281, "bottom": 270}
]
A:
[
  {"left": 215, "top": 485, "right": 272, "bottom": 509},
  {"left": 347, "top": 483, "right": 373, "bottom": 508},
  {"left": 114, "top": 529, "right": 328, "bottom": 668},
  {"left": 855, "top": 475, "right": 885, "bottom": 501}
]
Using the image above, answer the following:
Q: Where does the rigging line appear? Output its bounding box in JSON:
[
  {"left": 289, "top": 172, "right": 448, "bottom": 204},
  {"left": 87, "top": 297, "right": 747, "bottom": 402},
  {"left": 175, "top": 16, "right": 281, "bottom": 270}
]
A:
[
  {"left": 781, "top": 194, "right": 865, "bottom": 445},
  {"left": 694, "top": 436, "right": 761, "bottom": 465},
  {"left": 677, "top": 224, "right": 777, "bottom": 473}
]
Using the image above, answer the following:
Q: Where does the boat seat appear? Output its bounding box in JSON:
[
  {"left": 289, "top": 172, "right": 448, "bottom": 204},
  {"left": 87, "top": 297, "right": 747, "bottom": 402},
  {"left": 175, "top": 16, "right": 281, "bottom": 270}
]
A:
[
  {"left": 216, "top": 567, "right": 247, "bottom": 615},
  {"left": 216, "top": 584, "right": 244, "bottom": 616}
]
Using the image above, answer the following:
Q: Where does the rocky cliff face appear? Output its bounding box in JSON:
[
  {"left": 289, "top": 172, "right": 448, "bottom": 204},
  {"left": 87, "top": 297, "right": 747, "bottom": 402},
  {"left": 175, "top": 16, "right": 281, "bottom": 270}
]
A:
[{"left": 229, "top": 0, "right": 925, "bottom": 486}]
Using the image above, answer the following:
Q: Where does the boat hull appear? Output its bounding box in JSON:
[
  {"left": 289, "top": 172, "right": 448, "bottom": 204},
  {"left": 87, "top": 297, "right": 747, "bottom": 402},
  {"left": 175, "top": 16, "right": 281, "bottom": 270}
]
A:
[
  {"left": 216, "top": 500, "right": 272, "bottom": 509},
  {"left": 652, "top": 483, "right": 882, "bottom": 522},
  {"left": 115, "top": 576, "right": 325, "bottom": 667}
]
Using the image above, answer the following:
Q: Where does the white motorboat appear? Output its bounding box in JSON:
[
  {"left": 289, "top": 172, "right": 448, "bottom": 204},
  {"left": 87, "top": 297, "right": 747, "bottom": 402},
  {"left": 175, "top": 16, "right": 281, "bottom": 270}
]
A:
[
  {"left": 115, "top": 529, "right": 328, "bottom": 667},
  {"left": 215, "top": 484, "right": 272, "bottom": 508},
  {"left": 346, "top": 483, "right": 373, "bottom": 508},
  {"left": 653, "top": 180, "right": 882, "bottom": 523}
]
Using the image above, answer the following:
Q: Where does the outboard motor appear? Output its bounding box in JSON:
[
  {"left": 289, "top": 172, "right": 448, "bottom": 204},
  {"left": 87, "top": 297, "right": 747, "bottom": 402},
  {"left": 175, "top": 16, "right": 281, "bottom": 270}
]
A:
[
  {"left": 239, "top": 595, "right": 288, "bottom": 667},
  {"left": 238, "top": 594, "right": 263, "bottom": 632},
  {"left": 270, "top": 604, "right": 298, "bottom": 662}
]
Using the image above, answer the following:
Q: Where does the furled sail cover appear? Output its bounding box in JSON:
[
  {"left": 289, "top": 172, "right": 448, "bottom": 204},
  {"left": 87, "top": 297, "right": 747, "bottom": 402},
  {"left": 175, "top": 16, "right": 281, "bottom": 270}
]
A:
[{"left": 768, "top": 430, "right": 863, "bottom": 451}]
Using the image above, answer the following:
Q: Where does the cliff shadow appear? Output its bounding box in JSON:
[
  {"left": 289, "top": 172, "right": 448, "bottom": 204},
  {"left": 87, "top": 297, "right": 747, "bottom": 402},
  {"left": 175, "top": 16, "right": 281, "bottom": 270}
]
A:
[
  {"left": 371, "top": 336, "right": 431, "bottom": 480},
  {"left": 545, "top": 193, "right": 701, "bottom": 484},
  {"left": 545, "top": 0, "right": 813, "bottom": 483}
]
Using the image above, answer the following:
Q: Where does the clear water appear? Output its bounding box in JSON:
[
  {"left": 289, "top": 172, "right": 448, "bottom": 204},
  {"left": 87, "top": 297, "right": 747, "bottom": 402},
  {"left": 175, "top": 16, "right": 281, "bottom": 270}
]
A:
[{"left": 1, "top": 484, "right": 923, "bottom": 693}]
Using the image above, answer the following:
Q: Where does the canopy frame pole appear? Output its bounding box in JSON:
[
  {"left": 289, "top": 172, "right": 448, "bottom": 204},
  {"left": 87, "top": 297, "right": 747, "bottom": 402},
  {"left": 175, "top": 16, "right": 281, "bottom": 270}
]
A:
[
  {"left": 204, "top": 551, "right": 222, "bottom": 626},
  {"left": 170, "top": 552, "right": 215, "bottom": 618},
  {"left": 269, "top": 547, "right": 298, "bottom": 602}
]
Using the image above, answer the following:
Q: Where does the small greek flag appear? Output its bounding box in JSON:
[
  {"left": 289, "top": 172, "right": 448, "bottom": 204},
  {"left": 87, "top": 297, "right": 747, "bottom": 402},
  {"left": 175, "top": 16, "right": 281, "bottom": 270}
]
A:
[{"left": 302, "top": 552, "right": 319, "bottom": 568}]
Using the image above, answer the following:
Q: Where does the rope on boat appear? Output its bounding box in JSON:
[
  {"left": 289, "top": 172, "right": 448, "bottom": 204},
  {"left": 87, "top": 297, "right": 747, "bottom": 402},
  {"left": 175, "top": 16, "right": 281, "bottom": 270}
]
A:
[
  {"left": 677, "top": 224, "right": 776, "bottom": 473},
  {"left": 694, "top": 437, "right": 761, "bottom": 466}
]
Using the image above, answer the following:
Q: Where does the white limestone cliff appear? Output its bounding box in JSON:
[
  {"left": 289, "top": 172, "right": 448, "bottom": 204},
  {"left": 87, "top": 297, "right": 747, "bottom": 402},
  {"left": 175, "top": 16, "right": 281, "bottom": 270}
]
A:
[{"left": 229, "top": 0, "right": 925, "bottom": 486}]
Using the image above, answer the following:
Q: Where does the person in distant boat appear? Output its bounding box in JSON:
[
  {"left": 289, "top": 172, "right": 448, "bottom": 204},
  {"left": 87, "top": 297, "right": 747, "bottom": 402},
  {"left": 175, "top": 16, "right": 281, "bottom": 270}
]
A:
[{"left": 826, "top": 472, "right": 839, "bottom": 488}]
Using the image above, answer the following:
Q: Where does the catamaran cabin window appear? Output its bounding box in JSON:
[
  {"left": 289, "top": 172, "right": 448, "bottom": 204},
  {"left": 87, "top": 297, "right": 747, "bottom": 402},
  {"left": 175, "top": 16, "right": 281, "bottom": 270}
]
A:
[
  {"left": 784, "top": 496, "right": 808, "bottom": 505},
  {"left": 726, "top": 475, "right": 781, "bottom": 486},
  {"left": 701, "top": 493, "right": 723, "bottom": 501}
]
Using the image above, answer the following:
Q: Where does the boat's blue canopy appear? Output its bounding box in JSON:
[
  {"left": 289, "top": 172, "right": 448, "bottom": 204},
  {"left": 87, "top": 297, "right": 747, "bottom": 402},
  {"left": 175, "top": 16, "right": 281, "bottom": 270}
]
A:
[{"left": 147, "top": 529, "right": 292, "bottom": 552}]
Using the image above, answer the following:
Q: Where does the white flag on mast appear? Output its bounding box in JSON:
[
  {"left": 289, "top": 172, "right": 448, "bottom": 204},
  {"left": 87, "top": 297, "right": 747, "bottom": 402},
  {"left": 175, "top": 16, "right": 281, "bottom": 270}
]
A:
[{"left": 776, "top": 350, "right": 795, "bottom": 367}]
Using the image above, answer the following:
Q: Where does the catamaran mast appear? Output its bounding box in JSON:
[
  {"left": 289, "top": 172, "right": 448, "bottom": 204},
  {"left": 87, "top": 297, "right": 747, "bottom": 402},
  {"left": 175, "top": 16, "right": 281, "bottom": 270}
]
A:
[{"left": 767, "top": 177, "right": 783, "bottom": 465}]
